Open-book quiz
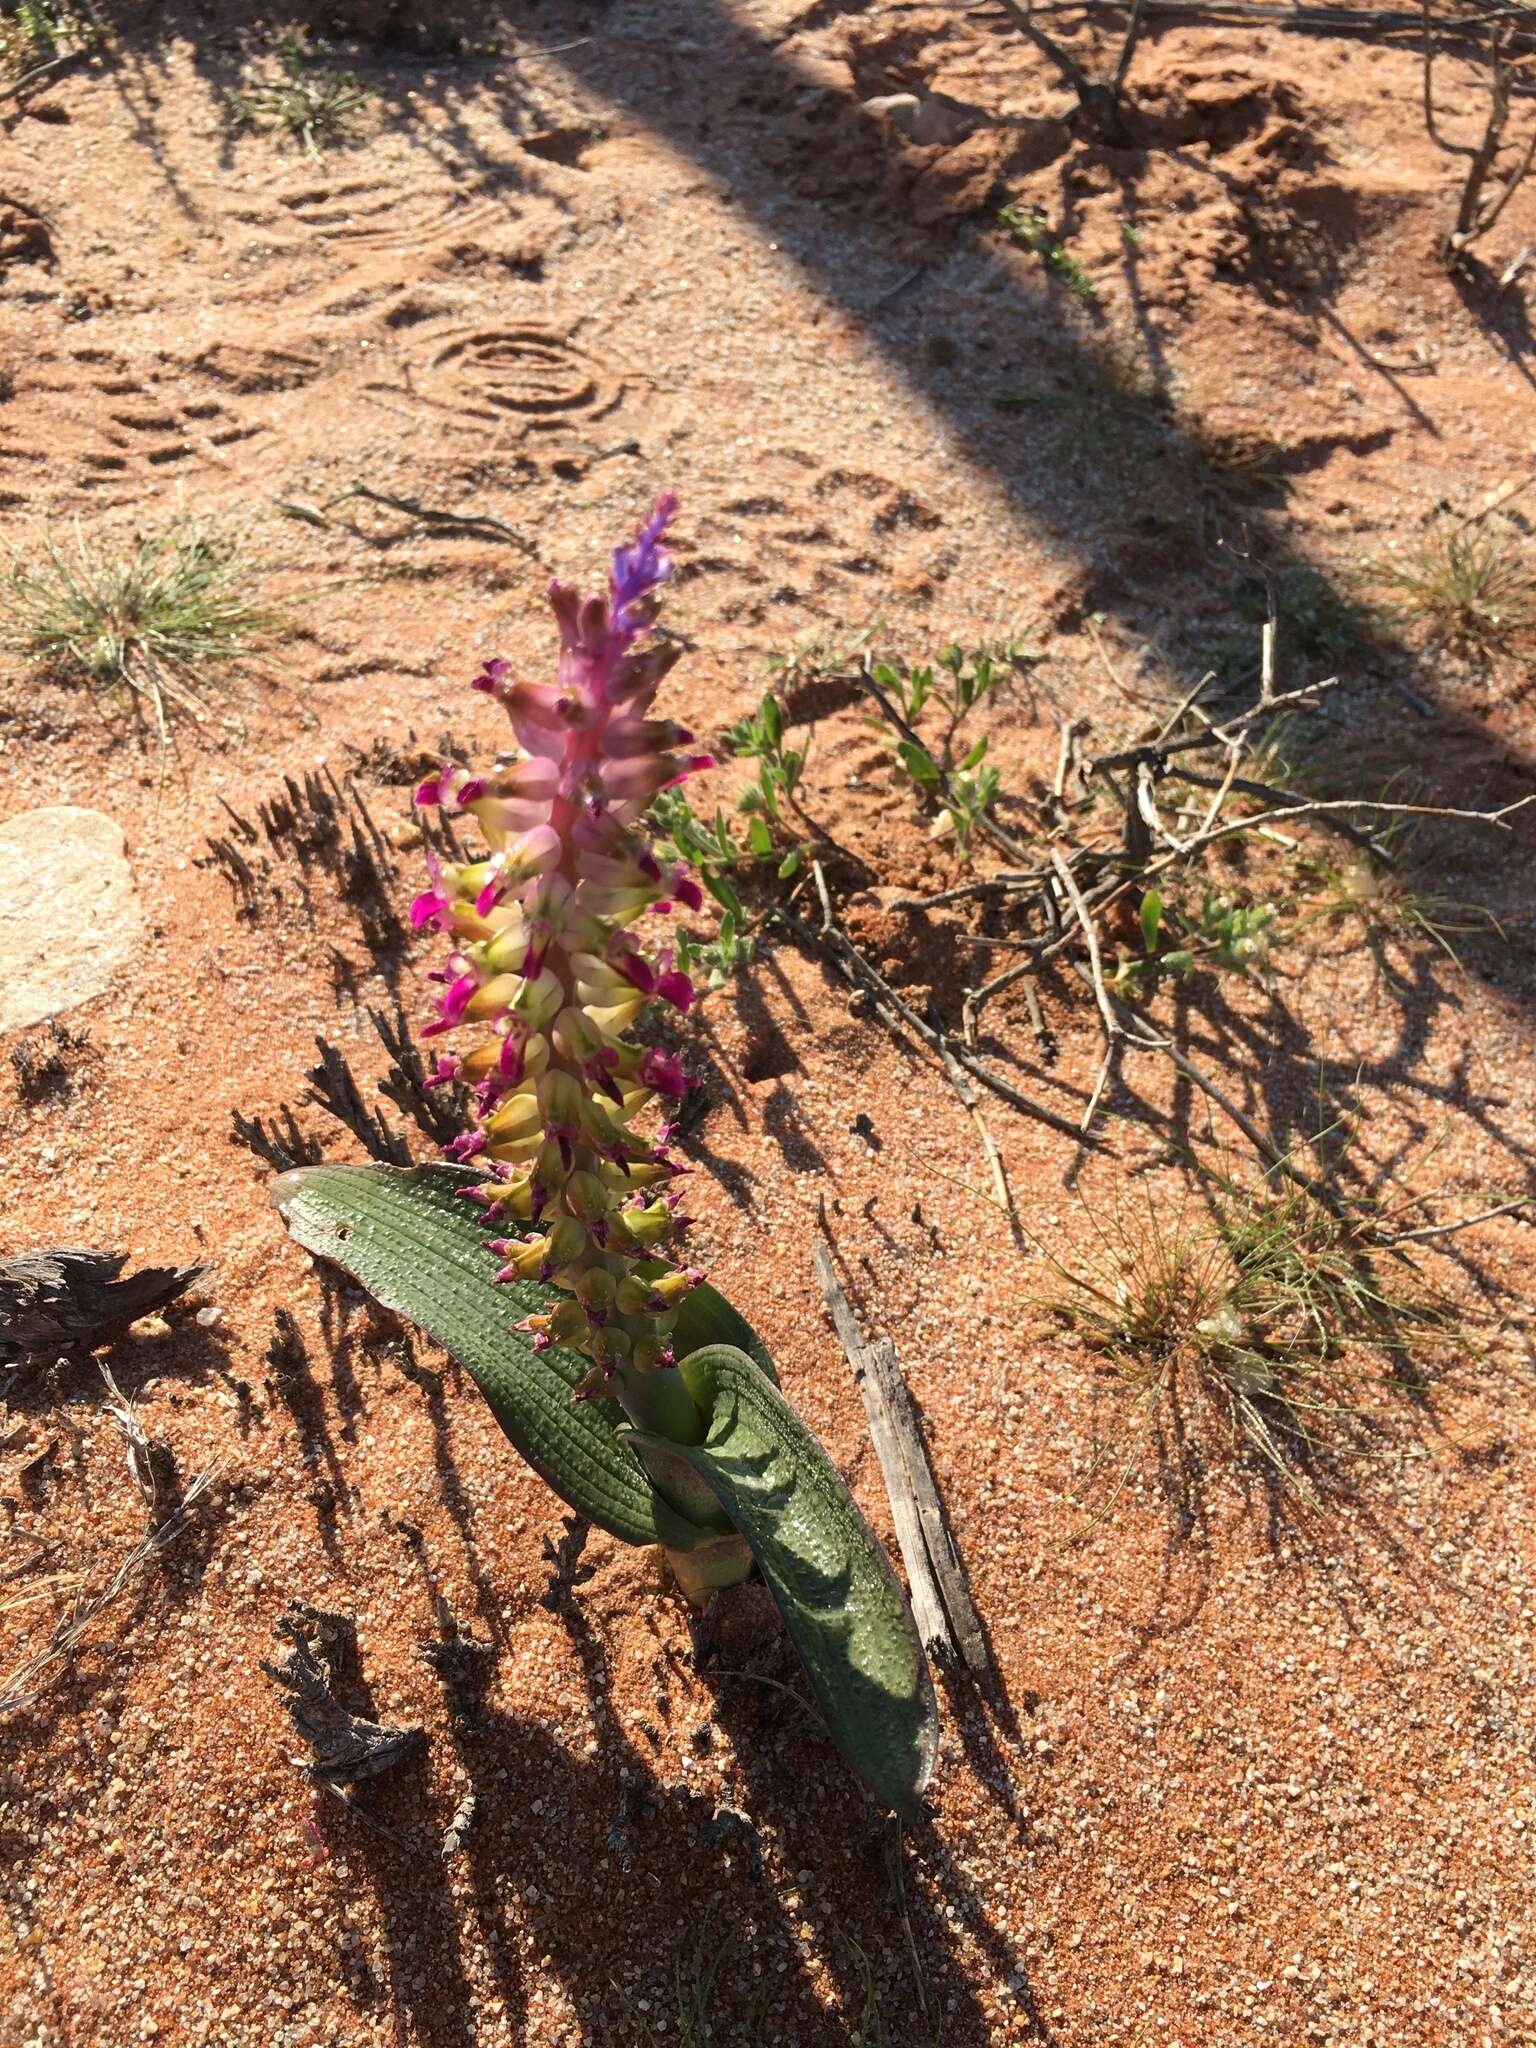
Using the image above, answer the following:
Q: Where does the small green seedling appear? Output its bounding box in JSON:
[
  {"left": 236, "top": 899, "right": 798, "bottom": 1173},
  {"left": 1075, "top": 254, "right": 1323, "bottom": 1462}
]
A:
[
  {"left": 871, "top": 634, "right": 1030, "bottom": 862},
  {"left": 999, "top": 202, "right": 1097, "bottom": 304},
  {"left": 1115, "top": 886, "right": 1282, "bottom": 995}
]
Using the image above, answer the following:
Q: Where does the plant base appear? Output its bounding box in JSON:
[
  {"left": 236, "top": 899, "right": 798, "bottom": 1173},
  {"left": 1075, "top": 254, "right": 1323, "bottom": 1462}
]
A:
[{"left": 664, "top": 1532, "right": 754, "bottom": 1607}]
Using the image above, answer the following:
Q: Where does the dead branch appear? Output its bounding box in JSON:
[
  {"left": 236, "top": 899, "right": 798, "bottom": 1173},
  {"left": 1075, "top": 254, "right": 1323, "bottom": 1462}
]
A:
[
  {"left": 1422, "top": 11, "right": 1536, "bottom": 268},
  {"left": 790, "top": 864, "right": 1101, "bottom": 1143},
  {"left": 1, "top": 1250, "right": 204, "bottom": 1366},
  {"left": 1375, "top": 1193, "right": 1535, "bottom": 1245},
  {"left": 1081, "top": 967, "right": 1353, "bottom": 1216},
  {"left": 811, "top": 1242, "right": 988, "bottom": 1674},
  {"left": 1174, "top": 787, "right": 1536, "bottom": 852},
  {"left": 307, "top": 483, "right": 542, "bottom": 560},
  {"left": 264, "top": 1601, "right": 425, "bottom": 1789},
  {"left": 935, "top": 1036, "right": 1024, "bottom": 1238},
  {"left": 0, "top": 45, "right": 91, "bottom": 107},
  {"left": 979, "top": 0, "right": 1536, "bottom": 51},
  {"left": 988, "top": 0, "right": 1146, "bottom": 141}
]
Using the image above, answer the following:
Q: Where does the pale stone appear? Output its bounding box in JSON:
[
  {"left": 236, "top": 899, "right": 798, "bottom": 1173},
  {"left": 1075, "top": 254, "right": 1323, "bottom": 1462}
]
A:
[{"left": 0, "top": 806, "right": 145, "bottom": 1034}]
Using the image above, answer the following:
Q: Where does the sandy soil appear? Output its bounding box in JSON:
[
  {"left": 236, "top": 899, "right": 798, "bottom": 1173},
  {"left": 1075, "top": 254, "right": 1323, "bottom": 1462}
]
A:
[{"left": 3, "top": 5, "right": 1536, "bottom": 2044}]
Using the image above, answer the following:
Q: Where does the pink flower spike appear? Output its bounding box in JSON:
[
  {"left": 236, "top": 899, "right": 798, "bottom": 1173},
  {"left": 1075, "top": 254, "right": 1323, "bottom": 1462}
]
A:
[{"left": 426, "top": 1055, "right": 462, "bottom": 1088}]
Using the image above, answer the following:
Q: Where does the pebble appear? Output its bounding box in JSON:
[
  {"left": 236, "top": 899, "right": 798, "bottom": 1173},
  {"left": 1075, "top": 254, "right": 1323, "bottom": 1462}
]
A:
[{"left": 0, "top": 807, "right": 145, "bottom": 1033}]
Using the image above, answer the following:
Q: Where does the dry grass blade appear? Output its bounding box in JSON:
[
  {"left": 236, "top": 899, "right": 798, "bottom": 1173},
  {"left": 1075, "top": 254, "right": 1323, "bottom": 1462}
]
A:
[{"left": 0, "top": 1462, "right": 224, "bottom": 1719}]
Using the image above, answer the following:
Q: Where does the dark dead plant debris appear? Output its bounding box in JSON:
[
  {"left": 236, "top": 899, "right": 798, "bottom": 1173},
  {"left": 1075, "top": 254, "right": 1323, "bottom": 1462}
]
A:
[{"left": 263, "top": 1600, "right": 424, "bottom": 1790}]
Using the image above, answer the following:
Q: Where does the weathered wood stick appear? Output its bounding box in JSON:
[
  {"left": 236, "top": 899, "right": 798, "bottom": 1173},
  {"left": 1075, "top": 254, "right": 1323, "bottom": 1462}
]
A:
[{"left": 812, "top": 1242, "right": 989, "bottom": 1675}]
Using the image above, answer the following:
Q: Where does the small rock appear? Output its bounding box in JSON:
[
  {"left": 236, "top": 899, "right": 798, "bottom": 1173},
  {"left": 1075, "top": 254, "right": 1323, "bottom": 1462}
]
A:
[
  {"left": 0, "top": 808, "right": 145, "bottom": 1034},
  {"left": 129, "top": 1315, "right": 173, "bottom": 1341},
  {"left": 194, "top": 1305, "right": 221, "bottom": 1327},
  {"left": 864, "top": 91, "right": 987, "bottom": 150}
]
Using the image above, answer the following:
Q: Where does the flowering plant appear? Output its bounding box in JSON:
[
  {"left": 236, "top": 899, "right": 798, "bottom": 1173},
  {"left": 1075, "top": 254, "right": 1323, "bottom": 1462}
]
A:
[{"left": 273, "top": 500, "right": 936, "bottom": 1816}]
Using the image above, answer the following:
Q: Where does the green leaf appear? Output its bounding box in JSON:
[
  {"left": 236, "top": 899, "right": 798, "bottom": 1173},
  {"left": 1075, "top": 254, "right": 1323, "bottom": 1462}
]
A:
[
  {"left": 896, "top": 738, "right": 941, "bottom": 788},
  {"left": 704, "top": 873, "right": 745, "bottom": 916},
  {"left": 669, "top": 1281, "right": 779, "bottom": 1386},
  {"left": 269, "top": 1162, "right": 667, "bottom": 1546},
  {"left": 747, "top": 813, "right": 774, "bottom": 858},
  {"left": 761, "top": 694, "right": 783, "bottom": 748},
  {"left": 625, "top": 1345, "right": 938, "bottom": 1817},
  {"left": 1140, "top": 888, "right": 1164, "bottom": 954}
]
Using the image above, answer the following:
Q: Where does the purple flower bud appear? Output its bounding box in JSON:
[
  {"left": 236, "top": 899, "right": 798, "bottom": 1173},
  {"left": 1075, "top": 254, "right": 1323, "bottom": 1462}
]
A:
[
  {"left": 669, "top": 866, "right": 704, "bottom": 913},
  {"left": 422, "top": 969, "right": 478, "bottom": 1037}
]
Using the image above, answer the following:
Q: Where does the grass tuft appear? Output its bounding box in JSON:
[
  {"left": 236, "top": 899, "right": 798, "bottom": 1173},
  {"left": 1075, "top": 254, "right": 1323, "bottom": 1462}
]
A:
[
  {"left": 1039, "top": 1174, "right": 1454, "bottom": 1500},
  {"left": 1370, "top": 516, "right": 1536, "bottom": 646},
  {"left": 227, "top": 33, "right": 374, "bottom": 156},
  {"left": 0, "top": 516, "right": 275, "bottom": 750},
  {"left": 1295, "top": 843, "right": 1502, "bottom": 976},
  {"left": 620, "top": 1921, "right": 768, "bottom": 2047},
  {"left": 0, "top": 0, "right": 94, "bottom": 84}
]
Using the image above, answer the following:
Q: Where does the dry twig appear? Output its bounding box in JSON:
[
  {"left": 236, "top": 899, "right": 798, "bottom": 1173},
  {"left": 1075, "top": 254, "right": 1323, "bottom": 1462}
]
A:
[{"left": 811, "top": 1242, "right": 988, "bottom": 1674}]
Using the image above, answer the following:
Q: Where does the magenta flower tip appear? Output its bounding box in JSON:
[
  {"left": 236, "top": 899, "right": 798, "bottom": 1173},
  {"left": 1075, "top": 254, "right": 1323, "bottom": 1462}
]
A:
[{"left": 656, "top": 970, "right": 696, "bottom": 1013}]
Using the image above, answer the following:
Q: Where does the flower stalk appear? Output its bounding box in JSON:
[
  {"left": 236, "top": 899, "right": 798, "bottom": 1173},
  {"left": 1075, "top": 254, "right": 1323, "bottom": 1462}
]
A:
[{"left": 412, "top": 496, "right": 718, "bottom": 1446}]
